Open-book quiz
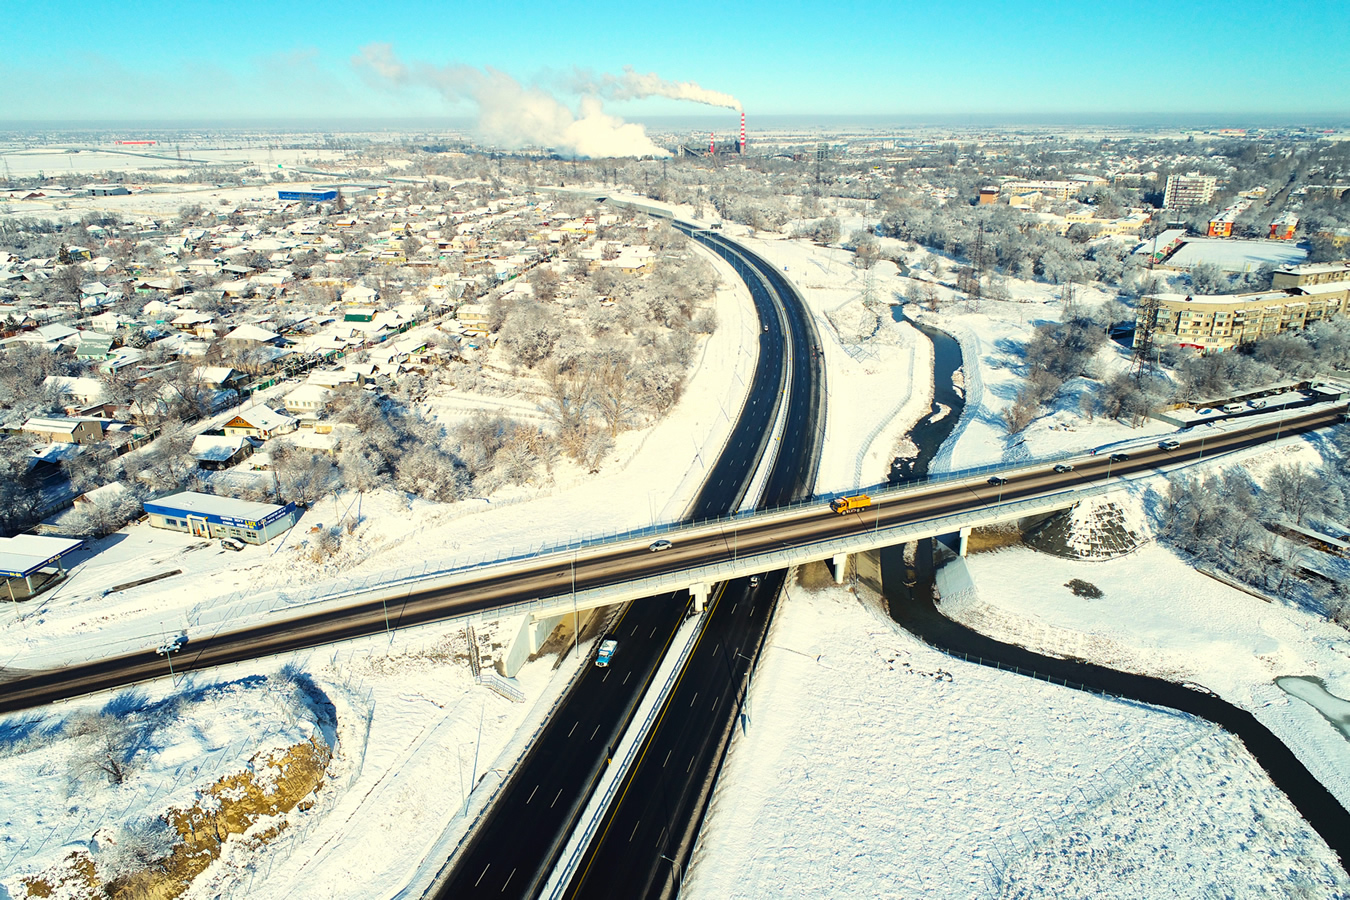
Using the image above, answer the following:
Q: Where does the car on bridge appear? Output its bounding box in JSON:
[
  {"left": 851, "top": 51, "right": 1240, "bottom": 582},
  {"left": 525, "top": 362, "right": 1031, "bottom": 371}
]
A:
[
  {"left": 1053, "top": 463, "right": 1074, "bottom": 473},
  {"left": 1159, "top": 439, "right": 1181, "bottom": 450},
  {"left": 649, "top": 539, "right": 673, "bottom": 552},
  {"left": 1109, "top": 453, "right": 1129, "bottom": 463},
  {"left": 987, "top": 476, "right": 1007, "bottom": 486}
]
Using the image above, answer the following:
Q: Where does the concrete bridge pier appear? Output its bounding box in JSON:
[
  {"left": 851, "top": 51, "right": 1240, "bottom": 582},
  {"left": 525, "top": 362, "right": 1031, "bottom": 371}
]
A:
[
  {"left": 831, "top": 552, "right": 849, "bottom": 583},
  {"left": 689, "top": 582, "right": 710, "bottom": 613},
  {"left": 503, "top": 610, "right": 566, "bottom": 677},
  {"left": 958, "top": 526, "right": 972, "bottom": 557}
]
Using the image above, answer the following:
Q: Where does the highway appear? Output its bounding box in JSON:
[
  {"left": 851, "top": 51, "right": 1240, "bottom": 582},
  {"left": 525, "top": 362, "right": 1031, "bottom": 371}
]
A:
[
  {"left": 426, "top": 228, "right": 809, "bottom": 898},
  {"left": 550, "top": 228, "right": 829, "bottom": 900}
]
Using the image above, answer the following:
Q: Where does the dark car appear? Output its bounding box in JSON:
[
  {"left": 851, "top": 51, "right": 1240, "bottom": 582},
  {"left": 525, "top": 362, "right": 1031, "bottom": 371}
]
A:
[
  {"left": 1109, "top": 453, "right": 1129, "bottom": 463},
  {"left": 987, "top": 476, "right": 1007, "bottom": 486}
]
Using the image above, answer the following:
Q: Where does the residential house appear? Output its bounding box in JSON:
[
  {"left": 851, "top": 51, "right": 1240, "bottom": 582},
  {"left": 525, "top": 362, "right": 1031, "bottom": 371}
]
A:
[
  {"left": 282, "top": 383, "right": 331, "bottom": 419},
  {"left": 75, "top": 332, "right": 116, "bottom": 361},
  {"left": 223, "top": 323, "right": 281, "bottom": 347},
  {"left": 22, "top": 417, "right": 105, "bottom": 445},
  {"left": 190, "top": 434, "right": 255, "bottom": 471},
  {"left": 222, "top": 405, "right": 297, "bottom": 440}
]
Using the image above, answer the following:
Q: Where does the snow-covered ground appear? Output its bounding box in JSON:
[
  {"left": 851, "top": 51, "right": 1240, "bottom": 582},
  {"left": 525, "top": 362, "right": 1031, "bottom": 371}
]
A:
[
  {"left": 0, "top": 605, "right": 591, "bottom": 900},
  {"left": 942, "top": 469, "right": 1350, "bottom": 814},
  {"left": 901, "top": 279, "right": 1173, "bottom": 473},
  {"left": 686, "top": 573, "right": 1350, "bottom": 899},
  {"left": 1166, "top": 238, "right": 1307, "bottom": 272}
]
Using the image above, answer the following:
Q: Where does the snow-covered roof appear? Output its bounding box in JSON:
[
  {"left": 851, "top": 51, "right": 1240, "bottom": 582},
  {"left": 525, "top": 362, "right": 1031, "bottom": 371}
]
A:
[
  {"left": 144, "top": 490, "right": 285, "bottom": 522},
  {"left": 190, "top": 435, "right": 251, "bottom": 462},
  {"left": 223, "top": 324, "right": 280, "bottom": 343},
  {"left": 0, "top": 534, "right": 84, "bottom": 578},
  {"left": 225, "top": 405, "right": 295, "bottom": 432},
  {"left": 284, "top": 383, "right": 331, "bottom": 403}
]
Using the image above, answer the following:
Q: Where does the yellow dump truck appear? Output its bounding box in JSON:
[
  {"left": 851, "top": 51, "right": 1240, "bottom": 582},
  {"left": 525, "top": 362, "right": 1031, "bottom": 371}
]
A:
[{"left": 829, "top": 494, "right": 872, "bottom": 514}]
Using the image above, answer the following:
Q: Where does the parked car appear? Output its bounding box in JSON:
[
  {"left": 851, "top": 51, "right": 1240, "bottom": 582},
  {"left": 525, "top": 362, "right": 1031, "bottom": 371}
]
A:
[
  {"left": 649, "top": 539, "right": 673, "bottom": 552},
  {"left": 1053, "top": 463, "right": 1074, "bottom": 473},
  {"left": 1158, "top": 439, "right": 1180, "bottom": 450},
  {"left": 220, "top": 537, "right": 245, "bottom": 552}
]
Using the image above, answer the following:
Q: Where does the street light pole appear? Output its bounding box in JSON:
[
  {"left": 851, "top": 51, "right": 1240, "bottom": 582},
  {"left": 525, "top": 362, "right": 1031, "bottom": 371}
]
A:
[{"left": 661, "top": 854, "right": 684, "bottom": 898}]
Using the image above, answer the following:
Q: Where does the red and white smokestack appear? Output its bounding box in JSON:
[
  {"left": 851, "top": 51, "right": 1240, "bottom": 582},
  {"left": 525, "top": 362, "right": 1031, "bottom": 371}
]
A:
[
  {"left": 710, "top": 132, "right": 715, "bottom": 155},
  {"left": 740, "top": 111, "right": 746, "bottom": 154}
]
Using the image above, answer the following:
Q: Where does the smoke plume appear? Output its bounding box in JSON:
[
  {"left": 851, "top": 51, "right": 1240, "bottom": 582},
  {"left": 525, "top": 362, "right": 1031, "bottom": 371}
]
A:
[
  {"left": 603, "top": 66, "right": 743, "bottom": 112},
  {"left": 353, "top": 44, "right": 669, "bottom": 158}
]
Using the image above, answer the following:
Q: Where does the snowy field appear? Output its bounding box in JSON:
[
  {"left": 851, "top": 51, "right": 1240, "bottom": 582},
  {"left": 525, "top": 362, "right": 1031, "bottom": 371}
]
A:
[
  {"left": 0, "top": 145, "right": 346, "bottom": 178},
  {"left": 0, "top": 181, "right": 332, "bottom": 221},
  {"left": 686, "top": 572, "right": 1350, "bottom": 899},
  {"left": 942, "top": 461, "right": 1350, "bottom": 814},
  {"left": 1167, "top": 238, "right": 1307, "bottom": 273}
]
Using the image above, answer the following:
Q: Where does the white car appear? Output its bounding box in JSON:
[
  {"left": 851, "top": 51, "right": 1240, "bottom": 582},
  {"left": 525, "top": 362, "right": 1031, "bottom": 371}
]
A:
[{"left": 649, "top": 539, "right": 673, "bottom": 552}]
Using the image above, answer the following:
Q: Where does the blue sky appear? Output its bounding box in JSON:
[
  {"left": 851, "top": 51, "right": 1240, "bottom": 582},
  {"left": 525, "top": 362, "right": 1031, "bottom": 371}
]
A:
[{"left": 5, "top": 0, "right": 1348, "bottom": 122}]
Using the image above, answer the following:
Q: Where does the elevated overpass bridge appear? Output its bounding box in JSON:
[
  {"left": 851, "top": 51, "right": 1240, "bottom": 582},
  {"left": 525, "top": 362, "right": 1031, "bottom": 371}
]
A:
[
  {"left": 486, "top": 402, "right": 1342, "bottom": 670},
  {"left": 1, "top": 402, "right": 1342, "bottom": 712}
]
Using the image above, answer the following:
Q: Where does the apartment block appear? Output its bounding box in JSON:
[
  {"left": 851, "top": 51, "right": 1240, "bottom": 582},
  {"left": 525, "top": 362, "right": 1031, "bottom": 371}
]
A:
[
  {"left": 1163, "top": 173, "right": 1219, "bottom": 211},
  {"left": 1137, "top": 285, "right": 1350, "bottom": 353}
]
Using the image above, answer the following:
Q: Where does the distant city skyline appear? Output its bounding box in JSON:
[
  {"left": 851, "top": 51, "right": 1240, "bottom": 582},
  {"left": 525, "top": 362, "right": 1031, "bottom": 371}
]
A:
[{"left": 6, "top": 0, "right": 1349, "bottom": 123}]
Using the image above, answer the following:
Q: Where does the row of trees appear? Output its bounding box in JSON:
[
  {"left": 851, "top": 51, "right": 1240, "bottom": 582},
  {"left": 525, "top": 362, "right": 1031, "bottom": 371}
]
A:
[{"left": 1158, "top": 433, "right": 1350, "bottom": 625}]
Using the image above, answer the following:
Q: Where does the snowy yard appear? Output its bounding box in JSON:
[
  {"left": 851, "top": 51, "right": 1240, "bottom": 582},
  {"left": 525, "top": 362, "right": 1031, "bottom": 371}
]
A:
[{"left": 686, "top": 572, "right": 1349, "bottom": 899}]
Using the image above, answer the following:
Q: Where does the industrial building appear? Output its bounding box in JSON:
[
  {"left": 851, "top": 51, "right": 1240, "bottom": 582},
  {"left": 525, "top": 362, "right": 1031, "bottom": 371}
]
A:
[
  {"left": 277, "top": 189, "right": 338, "bottom": 203},
  {"left": 144, "top": 491, "right": 299, "bottom": 544},
  {"left": 1135, "top": 283, "right": 1350, "bottom": 353},
  {"left": 1163, "top": 173, "right": 1219, "bottom": 211}
]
